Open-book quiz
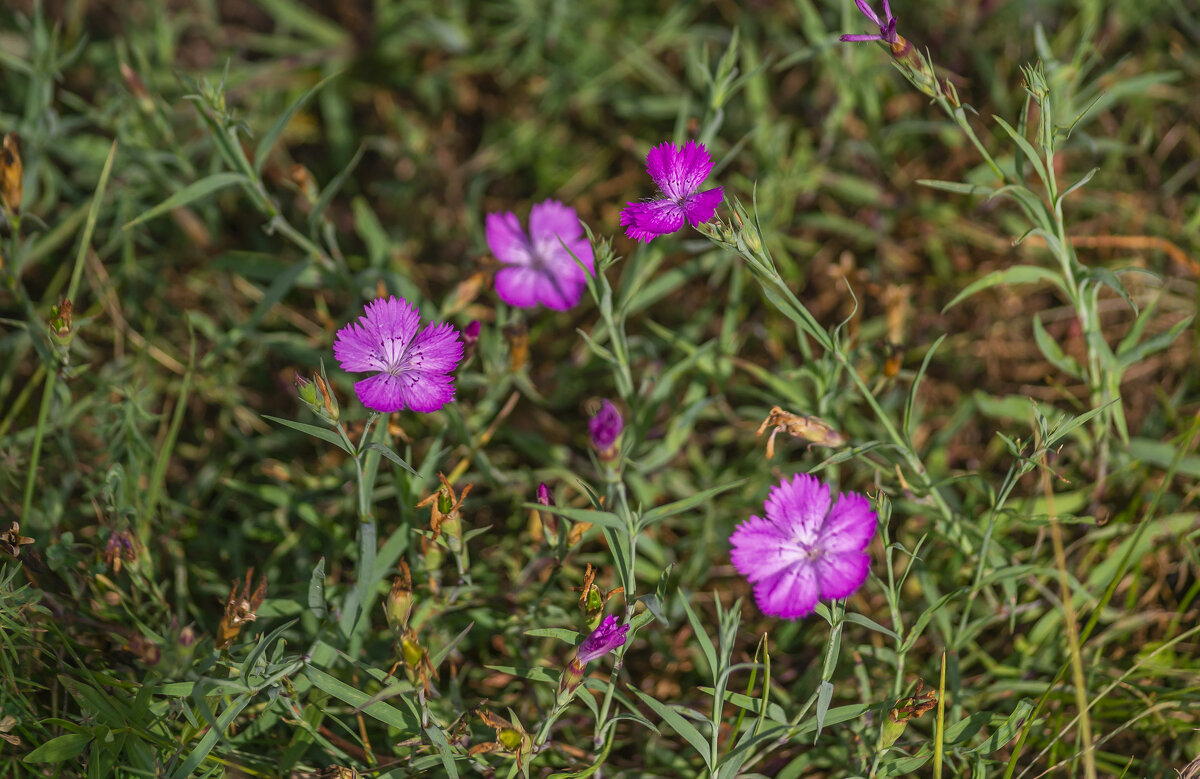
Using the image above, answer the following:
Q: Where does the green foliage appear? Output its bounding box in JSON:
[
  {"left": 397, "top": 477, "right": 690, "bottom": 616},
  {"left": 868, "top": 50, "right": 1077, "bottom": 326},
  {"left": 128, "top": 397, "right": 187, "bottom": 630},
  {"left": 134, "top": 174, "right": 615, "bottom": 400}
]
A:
[{"left": 1, "top": 0, "right": 1198, "bottom": 777}]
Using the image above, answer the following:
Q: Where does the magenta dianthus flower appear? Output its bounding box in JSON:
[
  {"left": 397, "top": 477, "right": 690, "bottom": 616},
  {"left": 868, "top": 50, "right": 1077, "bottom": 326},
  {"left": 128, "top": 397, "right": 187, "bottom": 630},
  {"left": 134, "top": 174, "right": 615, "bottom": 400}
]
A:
[
  {"left": 576, "top": 614, "right": 629, "bottom": 663},
  {"left": 840, "top": 0, "right": 899, "bottom": 44},
  {"left": 620, "top": 140, "right": 724, "bottom": 242},
  {"left": 588, "top": 399, "right": 623, "bottom": 451},
  {"left": 333, "top": 296, "right": 463, "bottom": 414},
  {"left": 486, "top": 199, "right": 594, "bottom": 311},
  {"left": 731, "top": 474, "right": 877, "bottom": 619}
]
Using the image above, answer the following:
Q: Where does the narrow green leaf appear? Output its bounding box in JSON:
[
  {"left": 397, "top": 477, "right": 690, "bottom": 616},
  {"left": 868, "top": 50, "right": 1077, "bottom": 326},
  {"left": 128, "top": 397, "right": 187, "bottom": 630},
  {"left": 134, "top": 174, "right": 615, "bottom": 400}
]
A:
[
  {"left": 262, "top": 415, "right": 353, "bottom": 454},
  {"left": 681, "top": 595, "right": 718, "bottom": 676},
  {"left": 968, "top": 699, "right": 1034, "bottom": 754},
  {"left": 524, "top": 627, "right": 582, "bottom": 644},
  {"left": 123, "top": 173, "right": 249, "bottom": 230},
  {"left": 1117, "top": 316, "right": 1193, "bottom": 368},
  {"left": 943, "top": 266, "right": 1065, "bottom": 312},
  {"left": 639, "top": 479, "right": 744, "bottom": 529},
  {"left": 433, "top": 622, "right": 475, "bottom": 668},
  {"left": 814, "top": 680, "right": 834, "bottom": 740},
  {"left": 254, "top": 73, "right": 340, "bottom": 174},
  {"left": 842, "top": 612, "right": 900, "bottom": 642},
  {"left": 525, "top": 504, "right": 627, "bottom": 533},
  {"left": 308, "top": 557, "right": 327, "bottom": 620},
  {"left": 1055, "top": 166, "right": 1098, "bottom": 206},
  {"left": 629, "top": 687, "right": 713, "bottom": 770},
  {"left": 916, "top": 179, "right": 995, "bottom": 196},
  {"left": 903, "top": 334, "right": 946, "bottom": 445},
  {"left": 364, "top": 442, "right": 419, "bottom": 476},
  {"left": 303, "top": 667, "right": 420, "bottom": 732},
  {"left": 23, "top": 732, "right": 92, "bottom": 763},
  {"left": 993, "top": 115, "right": 1048, "bottom": 189},
  {"left": 1031, "top": 315, "right": 1083, "bottom": 379}
]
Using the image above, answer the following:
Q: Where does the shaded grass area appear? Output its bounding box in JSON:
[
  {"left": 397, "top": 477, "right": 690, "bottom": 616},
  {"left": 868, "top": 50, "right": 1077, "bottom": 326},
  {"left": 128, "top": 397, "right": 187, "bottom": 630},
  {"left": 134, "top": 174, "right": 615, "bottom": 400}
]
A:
[{"left": 1, "top": 0, "right": 1199, "bottom": 776}]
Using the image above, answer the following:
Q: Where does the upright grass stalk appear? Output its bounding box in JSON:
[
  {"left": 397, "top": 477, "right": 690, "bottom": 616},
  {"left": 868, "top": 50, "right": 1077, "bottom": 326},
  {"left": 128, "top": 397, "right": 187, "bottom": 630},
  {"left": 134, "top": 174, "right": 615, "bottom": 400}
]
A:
[{"left": 20, "top": 140, "right": 117, "bottom": 523}]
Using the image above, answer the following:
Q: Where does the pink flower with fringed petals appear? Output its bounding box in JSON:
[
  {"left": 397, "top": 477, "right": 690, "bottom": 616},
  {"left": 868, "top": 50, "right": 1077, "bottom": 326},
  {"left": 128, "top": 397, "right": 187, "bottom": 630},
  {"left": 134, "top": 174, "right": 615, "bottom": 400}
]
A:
[
  {"left": 620, "top": 140, "right": 724, "bottom": 242},
  {"left": 731, "top": 474, "right": 877, "bottom": 619},
  {"left": 333, "top": 296, "right": 463, "bottom": 414}
]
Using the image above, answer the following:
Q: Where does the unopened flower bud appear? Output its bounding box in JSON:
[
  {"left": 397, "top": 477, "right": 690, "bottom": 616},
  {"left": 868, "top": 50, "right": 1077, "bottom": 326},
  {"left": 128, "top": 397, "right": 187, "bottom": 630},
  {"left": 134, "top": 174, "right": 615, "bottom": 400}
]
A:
[
  {"left": 385, "top": 561, "right": 414, "bottom": 632},
  {"left": 588, "top": 399, "right": 623, "bottom": 460},
  {"left": 314, "top": 374, "right": 339, "bottom": 422},
  {"left": 463, "top": 319, "right": 480, "bottom": 346},
  {"left": 296, "top": 375, "right": 320, "bottom": 409}
]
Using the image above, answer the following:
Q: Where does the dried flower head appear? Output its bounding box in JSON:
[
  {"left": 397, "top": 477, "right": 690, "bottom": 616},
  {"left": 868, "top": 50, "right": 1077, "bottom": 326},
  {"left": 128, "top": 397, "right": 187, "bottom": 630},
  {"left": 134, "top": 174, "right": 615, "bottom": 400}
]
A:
[
  {"left": 1, "top": 133, "right": 22, "bottom": 216},
  {"left": 486, "top": 199, "right": 595, "bottom": 310},
  {"left": 386, "top": 560, "right": 415, "bottom": 632},
  {"left": 756, "top": 406, "right": 846, "bottom": 457},
  {"left": 621, "top": 140, "right": 724, "bottom": 242},
  {"left": 216, "top": 570, "right": 267, "bottom": 650},
  {"left": 418, "top": 473, "right": 471, "bottom": 547},
  {"left": 731, "top": 474, "right": 877, "bottom": 619},
  {"left": 468, "top": 708, "right": 533, "bottom": 766},
  {"left": 573, "top": 563, "right": 624, "bottom": 629},
  {"left": 334, "top": 296, "right": 463, "bottom": 414},
  {"left": 102, "top": 529, "right": 139, "bottom": 574},
  {"left": 399, "top": 627, "right": 438, "bottom": 694},
  {"left": 0, "top": 522, "right": 34, "bottom": 558},
  {"left": 878, "top": 681, "right": 938, "bottom": 750}
]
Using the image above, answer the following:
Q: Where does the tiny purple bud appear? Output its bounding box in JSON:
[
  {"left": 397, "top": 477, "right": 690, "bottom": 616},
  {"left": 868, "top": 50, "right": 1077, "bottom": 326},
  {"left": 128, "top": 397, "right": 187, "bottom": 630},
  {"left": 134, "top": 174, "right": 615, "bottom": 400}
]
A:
[
  {"left": 588, "top": 400, "right": 623, "bottom": 452},
  {"left": 537, "top": 483, "right": 553, "bottom": 507},
  {"left": 464, "top": 320, "right": 481, "bottom": 344},
  {"left": 576, "top": 614, "right": 629, "bottom": 664}
]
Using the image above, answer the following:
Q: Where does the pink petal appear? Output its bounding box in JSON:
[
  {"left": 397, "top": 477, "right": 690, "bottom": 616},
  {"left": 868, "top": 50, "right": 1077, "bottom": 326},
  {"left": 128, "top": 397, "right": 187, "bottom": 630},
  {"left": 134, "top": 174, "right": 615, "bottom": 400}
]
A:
[
  {"left": 840, "top": 33, "right": 883, "bottom": 42},
  {"left": 853, "top": 0, "right": 882, "bottom": 26},
  {"left": 528, "top": 199, "right": 583, "bottom": 244},
  {"left": 334, "top": 296, "right": 420, "bottom": 373},
  {"left": 764, "top": 473, "right": 829, "bottom": 546},
  {"left": 397, "top": 371, "right": 456, "bottom": 413},
  {"left": 620, "top": 198, "right": 686, "bottom": 242},
  {"left": 354, "top": 372, "right": 405, "bottom": 413},
  {"left": 494, "top": 266, "right": 545, "bottom": 309},
  {"left": 681, "top": 186, "right": 724, "bottom": 226},
  {"left": 814, "top": 551, "right": 871, "bottom": 600},
  {"left": 645, "top": 141, "right": 716, "bottom": 201},
  {"left": 486, "top": 211, "right": 533, "bottom": 266},
  {"left": 753, "top": 563, "right": 819, "bottom": 619},
  {"left": 817, "top": 492, "right": 877, "bottom": 554},
  {"left": 402, "top": 321, "right": 463, "bottom": 374},
  {"left": 730, "top": 516, "right": 799, "bottom": 582},
  {"left": 529, "top": 270, "right": 586, "bottom": 310}
]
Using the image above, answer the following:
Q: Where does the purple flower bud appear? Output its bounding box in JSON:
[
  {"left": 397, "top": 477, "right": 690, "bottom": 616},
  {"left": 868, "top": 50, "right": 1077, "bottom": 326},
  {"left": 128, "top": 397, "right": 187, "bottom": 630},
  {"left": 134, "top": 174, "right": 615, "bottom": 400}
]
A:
[
  {"left": 464, "top": 320, "right": 481, "bottom": 345},
  {"left": 588, "top": 400, "right": 623, "bottom": 452},
  {"left": 576, "top": 614, "right": 629, "bottom": 664},
  {"left": 537, "top": 483, "right": 553, "bottom": 507}
]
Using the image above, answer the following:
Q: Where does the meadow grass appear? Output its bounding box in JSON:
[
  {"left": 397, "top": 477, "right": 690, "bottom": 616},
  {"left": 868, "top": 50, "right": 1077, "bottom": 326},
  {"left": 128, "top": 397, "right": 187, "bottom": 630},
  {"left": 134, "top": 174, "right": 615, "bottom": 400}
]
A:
[{"left": 1, "top": 0, "right": 1198, "bottom": 776}]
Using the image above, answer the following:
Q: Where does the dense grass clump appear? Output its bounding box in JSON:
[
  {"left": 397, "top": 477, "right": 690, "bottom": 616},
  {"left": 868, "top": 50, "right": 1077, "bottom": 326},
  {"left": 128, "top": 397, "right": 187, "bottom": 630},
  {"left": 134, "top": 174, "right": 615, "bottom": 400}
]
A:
[{"left": 1, "top": 0, "right": 1198, "bottom": 776}]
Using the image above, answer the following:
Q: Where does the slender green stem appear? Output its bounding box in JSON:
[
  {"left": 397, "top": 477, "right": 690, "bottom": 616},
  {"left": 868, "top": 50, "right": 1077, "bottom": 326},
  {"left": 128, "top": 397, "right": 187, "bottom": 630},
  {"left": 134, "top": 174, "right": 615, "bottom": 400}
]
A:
[{"left": 20, "top": 369, "right": 57, "bottom": 523}]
